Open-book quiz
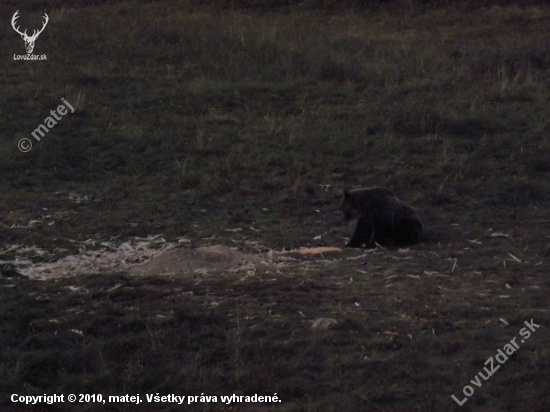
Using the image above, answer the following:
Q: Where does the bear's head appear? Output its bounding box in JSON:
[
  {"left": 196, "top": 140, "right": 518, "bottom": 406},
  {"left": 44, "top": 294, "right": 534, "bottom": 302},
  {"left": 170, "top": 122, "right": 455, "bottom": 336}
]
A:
[{"left": 340, "top": 190, "right": 361, "bottom": 221}]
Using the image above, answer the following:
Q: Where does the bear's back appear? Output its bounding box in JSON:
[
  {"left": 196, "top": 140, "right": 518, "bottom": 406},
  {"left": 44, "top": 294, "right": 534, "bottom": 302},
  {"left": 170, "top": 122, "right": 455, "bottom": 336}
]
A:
[{"left": 347, "top": 187, "right": 396, "bottom": 216}]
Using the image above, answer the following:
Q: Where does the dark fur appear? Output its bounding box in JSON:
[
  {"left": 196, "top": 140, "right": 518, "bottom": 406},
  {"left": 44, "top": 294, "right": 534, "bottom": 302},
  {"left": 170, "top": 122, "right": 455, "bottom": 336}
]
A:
[{"left": 340, "top": 187, "right": 423, "bottom": 248}]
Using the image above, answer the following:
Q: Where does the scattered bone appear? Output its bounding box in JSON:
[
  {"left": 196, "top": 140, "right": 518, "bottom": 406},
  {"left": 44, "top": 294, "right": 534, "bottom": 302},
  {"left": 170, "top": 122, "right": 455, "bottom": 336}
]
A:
[
  {"left": 346, "top": 253, "right": 371, "bottom": 260},
  {"left": 68, "top": 192, "right": 91, "bottom": 203},
  {"left": 450, "top": 259, "right": 457, "bottom": 273},
  {"left": 66, "top": 286, "right": 89, "bottom": 293},
  {"left": 390, "top": 255, "right": 413, "bottom": 260},
  {"left": 106, "top": 283, "right": 123, "bottom": 292},
  {"left": 286, "top": 247, "right": 343, "bottom": 255},
  {"left": 490, "top": 232, "right": 510, "bottom": 238},
  {"left": 311, "top": 318, "right": 338, "bottom": 330}
]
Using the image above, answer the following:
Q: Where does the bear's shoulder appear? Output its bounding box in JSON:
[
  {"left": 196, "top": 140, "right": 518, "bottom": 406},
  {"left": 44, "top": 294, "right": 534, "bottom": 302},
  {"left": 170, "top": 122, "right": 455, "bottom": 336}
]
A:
[{"left": 346, "top": 187, "right": 394, "bottom": 197}]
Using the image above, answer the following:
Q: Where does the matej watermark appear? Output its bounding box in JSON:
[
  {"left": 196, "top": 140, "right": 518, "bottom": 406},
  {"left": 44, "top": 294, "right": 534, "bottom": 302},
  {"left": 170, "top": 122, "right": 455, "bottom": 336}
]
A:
[
  {"left": 18, "top": 98, "right": 75, "bottom": 153},
  {"left": 11, "top": 10, "right": 48, "bottom": 60},
  {"left": 451, "top": 318, "right": 540, "bottom": 406}
]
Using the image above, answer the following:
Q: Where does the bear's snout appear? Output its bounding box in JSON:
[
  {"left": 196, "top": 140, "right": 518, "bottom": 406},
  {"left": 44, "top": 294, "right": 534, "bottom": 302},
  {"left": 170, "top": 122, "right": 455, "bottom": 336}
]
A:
[{"left": 343, "top": 211, "right": 354, "bottom": 222}]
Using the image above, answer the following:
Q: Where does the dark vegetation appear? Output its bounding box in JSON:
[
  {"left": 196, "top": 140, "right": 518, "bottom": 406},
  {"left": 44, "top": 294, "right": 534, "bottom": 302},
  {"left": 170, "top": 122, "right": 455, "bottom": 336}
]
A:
[{"left": 1, "top": 0, "right": 550, "bottom": 410}]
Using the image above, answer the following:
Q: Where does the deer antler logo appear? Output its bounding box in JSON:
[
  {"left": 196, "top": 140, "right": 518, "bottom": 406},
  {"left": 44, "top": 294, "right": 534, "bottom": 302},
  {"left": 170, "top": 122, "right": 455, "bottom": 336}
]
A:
[{"left": 11, "top": 11, "right": 49, "bottom": 54}]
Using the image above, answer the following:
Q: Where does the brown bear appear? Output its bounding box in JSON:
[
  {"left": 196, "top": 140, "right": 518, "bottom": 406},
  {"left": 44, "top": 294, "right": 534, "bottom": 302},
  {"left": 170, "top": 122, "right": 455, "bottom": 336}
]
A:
[{"left": 340, "top": 187, "right": 423, "bottom": 248}]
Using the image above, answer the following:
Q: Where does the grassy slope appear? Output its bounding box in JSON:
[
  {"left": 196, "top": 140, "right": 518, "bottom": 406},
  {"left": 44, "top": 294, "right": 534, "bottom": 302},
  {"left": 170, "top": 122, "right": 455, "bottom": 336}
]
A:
[{"left": 1, "top": 1, "right": 550, "bottom": 411}]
